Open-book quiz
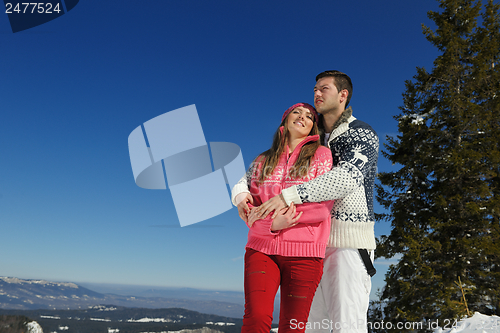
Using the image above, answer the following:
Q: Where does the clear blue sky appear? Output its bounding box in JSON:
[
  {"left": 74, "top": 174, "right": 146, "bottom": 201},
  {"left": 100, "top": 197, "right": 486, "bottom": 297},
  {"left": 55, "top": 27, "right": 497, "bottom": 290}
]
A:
[{"left": 1, "top": 0, "right": 443, "bottom": 297}]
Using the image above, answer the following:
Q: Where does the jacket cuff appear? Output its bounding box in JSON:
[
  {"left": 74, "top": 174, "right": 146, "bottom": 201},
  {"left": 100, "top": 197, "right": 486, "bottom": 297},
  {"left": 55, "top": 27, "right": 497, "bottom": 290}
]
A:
[
  {"left": 281, "top": 186, "right": 303, "bottom": 205},
  {"left": 231, "top": 183, "right": 250, "bottom": 206}
]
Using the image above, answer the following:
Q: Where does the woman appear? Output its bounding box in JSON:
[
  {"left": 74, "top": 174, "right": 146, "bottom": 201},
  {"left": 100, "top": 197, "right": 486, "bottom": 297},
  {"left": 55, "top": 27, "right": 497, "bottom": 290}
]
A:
[{"left": 237, "top": 103, "right": 334, "bottom": 333}]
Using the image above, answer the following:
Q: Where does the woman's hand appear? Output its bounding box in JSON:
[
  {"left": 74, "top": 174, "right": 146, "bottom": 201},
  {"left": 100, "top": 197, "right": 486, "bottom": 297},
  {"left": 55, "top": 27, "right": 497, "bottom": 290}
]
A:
[
  {"left": 271, "top": 203, "right": 303, "bottom": 231},
  {"left": 247, "top": 207, "right": 261, "bottom": 227},
  {"left": 255, "top": 194, "right": 288, "bottom": 219},
  {"left": 236, "top": 193, "right": 254, "bottom": 223}
]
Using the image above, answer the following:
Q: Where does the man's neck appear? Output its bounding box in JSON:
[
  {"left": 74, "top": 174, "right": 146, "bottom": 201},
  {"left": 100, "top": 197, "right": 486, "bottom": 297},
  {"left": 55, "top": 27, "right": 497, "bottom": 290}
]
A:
[{"left": 322, "top": 108, "right": 344, "bottom": 134}]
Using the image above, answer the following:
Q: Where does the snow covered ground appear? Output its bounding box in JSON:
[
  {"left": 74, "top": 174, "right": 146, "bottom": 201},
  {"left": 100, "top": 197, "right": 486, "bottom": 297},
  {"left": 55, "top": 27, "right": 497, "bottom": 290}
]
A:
[
  {"left": 26, "top": 321, "right": 43, "bottom": 333},
  {"left": 434, "top": 312, "right": 500, "bottom": 333}
]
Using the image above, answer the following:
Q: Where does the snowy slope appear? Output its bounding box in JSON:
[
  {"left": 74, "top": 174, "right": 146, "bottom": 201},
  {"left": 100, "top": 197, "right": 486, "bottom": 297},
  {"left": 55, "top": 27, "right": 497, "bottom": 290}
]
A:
[
  {"left": 434, "top": 312, "right": 500, "bottom": 333},
  {"left": 26, "top": 321, "right": 43, "bottom": 333}
]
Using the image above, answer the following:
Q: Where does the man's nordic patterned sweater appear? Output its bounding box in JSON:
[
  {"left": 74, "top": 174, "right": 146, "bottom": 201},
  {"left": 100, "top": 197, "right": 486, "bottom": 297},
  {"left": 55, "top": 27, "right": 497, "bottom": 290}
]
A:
[{"left": 282, "top": 108, "right": 379, "bottom": 249}]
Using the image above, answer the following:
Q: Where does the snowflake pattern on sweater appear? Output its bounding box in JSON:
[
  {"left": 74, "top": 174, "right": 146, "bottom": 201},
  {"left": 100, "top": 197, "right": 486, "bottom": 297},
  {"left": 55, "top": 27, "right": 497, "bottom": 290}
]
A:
[
  {"left": 290, "top": 114, "right": 379, "bottom": 249},
  {"left": 297, "top": 121, "right": 378, "bottom": 222}
]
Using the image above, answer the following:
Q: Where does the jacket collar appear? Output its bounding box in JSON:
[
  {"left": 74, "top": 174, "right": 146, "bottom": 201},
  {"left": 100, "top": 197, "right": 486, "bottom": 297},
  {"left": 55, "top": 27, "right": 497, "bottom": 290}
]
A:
[
  {"left": 331, "top": 106, "right": 353, "bottom": 132},
  {"left": 286, "top": 134, "right": 320, "bottom": 157},
  {"left": 327, "top": 107, "right": 355, "bottom": 144}
]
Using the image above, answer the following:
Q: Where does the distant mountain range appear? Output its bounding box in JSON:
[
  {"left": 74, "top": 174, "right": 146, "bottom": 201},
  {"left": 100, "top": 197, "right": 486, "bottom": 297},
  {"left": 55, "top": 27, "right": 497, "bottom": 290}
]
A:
[
  {"left": 0, "top": 306, "right": 243, "bottom": 333},
  {"left": 0, "top": 277, "right": 244, "bottom": 319},
  {"left": 78, "top": 282, "right": 246, "bottom": 306}
]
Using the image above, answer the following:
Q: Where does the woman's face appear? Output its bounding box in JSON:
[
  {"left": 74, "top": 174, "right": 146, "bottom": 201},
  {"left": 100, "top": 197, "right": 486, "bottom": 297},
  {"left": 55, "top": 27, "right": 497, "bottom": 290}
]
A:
[{"left": 286, "top": 106, "right": 315, "bottom": 139}]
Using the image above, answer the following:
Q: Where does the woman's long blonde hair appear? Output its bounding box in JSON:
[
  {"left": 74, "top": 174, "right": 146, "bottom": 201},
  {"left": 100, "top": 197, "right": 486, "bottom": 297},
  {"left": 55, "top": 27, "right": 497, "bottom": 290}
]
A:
[{"left": 254, "top": 113, "right": 320, "bottom": 185}]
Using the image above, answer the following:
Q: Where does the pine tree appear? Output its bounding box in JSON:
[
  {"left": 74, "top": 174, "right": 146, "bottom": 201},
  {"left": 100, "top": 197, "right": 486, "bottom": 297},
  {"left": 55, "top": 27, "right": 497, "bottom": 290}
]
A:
[{"left": 374, "top": 0, "right": 500, "bottom": 330}]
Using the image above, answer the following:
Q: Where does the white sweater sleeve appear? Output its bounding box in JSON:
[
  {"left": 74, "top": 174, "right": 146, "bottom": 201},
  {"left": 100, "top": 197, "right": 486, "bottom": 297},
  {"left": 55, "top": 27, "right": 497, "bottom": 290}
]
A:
[{"left": 230, "top": 165, "right": 253, "bottom": 206}]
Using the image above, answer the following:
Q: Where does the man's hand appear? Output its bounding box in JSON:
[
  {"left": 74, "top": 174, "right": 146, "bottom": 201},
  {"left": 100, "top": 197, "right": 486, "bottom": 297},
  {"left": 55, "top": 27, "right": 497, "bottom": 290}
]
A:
[
  {"left": 255, "top": 193, "right": 287, "bottom": 219},
  {"left": 271, "top": 203, "right": 302, "bottom": 231},
  {"left": 236, "top": 193, "right": 253, "bottom": 223}
]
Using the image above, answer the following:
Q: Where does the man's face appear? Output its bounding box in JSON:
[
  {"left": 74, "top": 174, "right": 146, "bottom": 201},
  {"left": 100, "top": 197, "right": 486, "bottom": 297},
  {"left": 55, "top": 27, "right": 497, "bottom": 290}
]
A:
[{"left": 314, "top": 77, "right": 342, "bottom": 115}]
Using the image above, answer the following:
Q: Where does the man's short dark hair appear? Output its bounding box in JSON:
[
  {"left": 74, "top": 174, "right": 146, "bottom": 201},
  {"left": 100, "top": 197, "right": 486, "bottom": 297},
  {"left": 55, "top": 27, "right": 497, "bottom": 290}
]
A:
[{"left": 316, "top": 70, "right": 353, "bottom": 107}]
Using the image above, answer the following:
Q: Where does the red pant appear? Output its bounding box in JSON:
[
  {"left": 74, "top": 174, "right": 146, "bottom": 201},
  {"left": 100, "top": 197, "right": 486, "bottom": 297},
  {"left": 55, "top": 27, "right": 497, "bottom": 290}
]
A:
[{"left": 242, "top": 248, "right": 323, "bottom": 333}]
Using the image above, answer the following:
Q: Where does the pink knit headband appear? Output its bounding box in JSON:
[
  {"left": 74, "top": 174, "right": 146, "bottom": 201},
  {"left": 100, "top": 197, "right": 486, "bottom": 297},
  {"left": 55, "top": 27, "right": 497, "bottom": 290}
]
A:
[{"left": 282, "top": 103, "right": 319, "bottom": 123}]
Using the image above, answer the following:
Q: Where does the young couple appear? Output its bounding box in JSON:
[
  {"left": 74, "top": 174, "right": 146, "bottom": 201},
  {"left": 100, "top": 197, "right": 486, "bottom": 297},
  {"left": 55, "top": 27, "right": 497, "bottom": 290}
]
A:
[{"left": 232, "top": 70, "right": 379, "bottom": 333}]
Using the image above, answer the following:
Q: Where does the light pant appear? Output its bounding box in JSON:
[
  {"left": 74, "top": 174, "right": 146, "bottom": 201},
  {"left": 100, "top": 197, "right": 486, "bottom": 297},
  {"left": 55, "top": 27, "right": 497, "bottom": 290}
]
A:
[{"left": 306, "top": 248, "right": 373, "bottom": 333}]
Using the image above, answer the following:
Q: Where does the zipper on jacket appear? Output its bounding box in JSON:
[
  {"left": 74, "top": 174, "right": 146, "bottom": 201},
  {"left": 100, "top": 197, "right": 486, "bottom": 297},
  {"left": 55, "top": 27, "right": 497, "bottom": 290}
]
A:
[{"left": 281, "top": 135, "right": 319, "bottom": 187}]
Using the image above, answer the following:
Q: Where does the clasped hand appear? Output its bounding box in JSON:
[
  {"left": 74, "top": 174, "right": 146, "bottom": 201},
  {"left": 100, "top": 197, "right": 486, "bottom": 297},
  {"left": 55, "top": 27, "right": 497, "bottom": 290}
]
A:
[
  {"left": 247, "top": 202, "right": 302, "bottom": 231},
  {"left": 236, "top": 193, "right": 301, "bottom": 230}
]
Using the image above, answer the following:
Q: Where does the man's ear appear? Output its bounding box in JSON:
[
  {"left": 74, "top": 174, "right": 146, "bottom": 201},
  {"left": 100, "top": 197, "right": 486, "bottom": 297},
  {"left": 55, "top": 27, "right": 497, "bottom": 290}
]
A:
[{"left": 339, "top": 89, "right": 349, "bottom": 104}]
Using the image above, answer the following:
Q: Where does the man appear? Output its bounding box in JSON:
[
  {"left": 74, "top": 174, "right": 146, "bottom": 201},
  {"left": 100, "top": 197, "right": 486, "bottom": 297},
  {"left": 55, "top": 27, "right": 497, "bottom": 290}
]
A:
[{"left": 232, "top": 70, "right": 378, "bottom": 333}]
